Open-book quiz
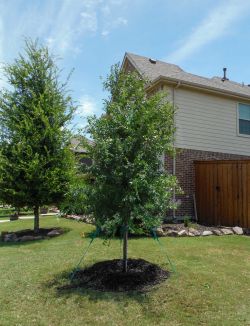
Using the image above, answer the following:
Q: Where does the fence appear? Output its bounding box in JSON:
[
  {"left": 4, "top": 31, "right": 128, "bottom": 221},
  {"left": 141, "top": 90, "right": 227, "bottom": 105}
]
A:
[{"left": 194, "top": 160, "right": 250, "bottom": 228}]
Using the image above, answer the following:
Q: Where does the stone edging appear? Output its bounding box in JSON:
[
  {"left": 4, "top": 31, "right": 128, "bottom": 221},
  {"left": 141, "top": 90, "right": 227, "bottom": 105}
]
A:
[
  {"left": 63, "top": 215, "right": 249, "bottom": 238},
  {"left": 63, "top": 214, "right": 93, "bottom": 224},
  {"left": 156, "top": 226, "right": 249, "bottom": 237}
]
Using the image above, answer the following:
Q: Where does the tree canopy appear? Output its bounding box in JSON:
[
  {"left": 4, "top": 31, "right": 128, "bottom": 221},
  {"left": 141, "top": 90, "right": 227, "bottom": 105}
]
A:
[
  {"left": 0, "top": 39, "right": 75, "bottom": 232},
  {"left": 84, "top": 64, "right": 177, "bottom": 271}
]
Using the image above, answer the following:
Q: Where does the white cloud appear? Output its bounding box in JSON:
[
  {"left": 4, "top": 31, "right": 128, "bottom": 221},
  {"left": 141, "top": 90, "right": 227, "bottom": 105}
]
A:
[
  {"left": 46, "top": 0, "right": 128, "bottom": 53},
  {"left": 101, "top": 30, "right": 110, "bottom": 37},
  {"left": 0, "top": 0, "right": 129, "bottom": 59},
  {"left": 76, "top": 95, "right": 99, "bottom": 117},
  {"left": 80, "top": 11, "right": 98, "bottom": 33},
  {"left": 0, "top": 13, "right": 7, "bottom": 90},
  {"left": 101, "top": 16, "right": 128, "bottom": 37},
  {"left": 0, "top": 11, "right": 7, "bottom": 90},
  {"left": 0, "top": 15, "right": 4, "bottom": 65},
  {"left": 0, "top": 75, "right": 8, "bottom": 89},
  {"left": 102, "top": 5, "right": 111, "bottom": 16},
  {"left": 45, "top": 0, "right": 88, "bottom": 54},
  {"left": 115, "top": 17, "right": 128, "bottom": 26},
  {"left": 45, "top": 37, "right": 55, "bottom": 47},
  {"left": 72, "top": 94, "right": 103, "bottom": 131},
  {"left": 100, "top": 0, "right": 128, "bottom": 37},
  {"left": 166, "top": 0, "right": 250, "bottom": 63}
]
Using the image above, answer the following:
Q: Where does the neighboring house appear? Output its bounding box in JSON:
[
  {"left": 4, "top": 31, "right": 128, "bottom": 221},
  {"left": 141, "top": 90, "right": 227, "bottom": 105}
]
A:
[
  {"left": 122, "top": 52, "right": 250, "bottom": 220},
  {"left": 70, "top": 137, "right": 93, "bottom": 167}
]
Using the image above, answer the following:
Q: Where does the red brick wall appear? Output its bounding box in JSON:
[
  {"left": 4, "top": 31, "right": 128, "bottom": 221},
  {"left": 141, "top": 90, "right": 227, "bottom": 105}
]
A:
[{"left": 165, "top": 148, "right": 250, "bottom": 218}]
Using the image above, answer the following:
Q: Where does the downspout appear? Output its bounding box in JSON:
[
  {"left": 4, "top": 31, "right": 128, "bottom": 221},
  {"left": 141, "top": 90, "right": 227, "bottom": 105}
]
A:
[{"left": 172, "top": 81, "right": 181, "bottom": 221}]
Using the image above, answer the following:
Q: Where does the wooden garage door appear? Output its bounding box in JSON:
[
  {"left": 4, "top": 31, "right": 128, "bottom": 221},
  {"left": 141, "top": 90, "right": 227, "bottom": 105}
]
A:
[{"left": 195, "top": 160, "right": 250, "bottom": 228}]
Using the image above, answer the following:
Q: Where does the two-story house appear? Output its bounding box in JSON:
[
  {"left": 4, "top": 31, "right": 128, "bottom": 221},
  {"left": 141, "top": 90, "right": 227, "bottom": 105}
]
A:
[{"left": 122, "top": 53, "right": 250, "bottom": 224}]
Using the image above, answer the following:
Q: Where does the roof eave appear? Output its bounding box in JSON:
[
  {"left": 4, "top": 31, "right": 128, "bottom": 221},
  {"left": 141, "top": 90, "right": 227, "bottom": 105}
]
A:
[
  {"left": 146, "top": 76, "right": 250, "bottom": 101},
  {"left": 121, "top": 52, "right": 129, "bottom": 71}
]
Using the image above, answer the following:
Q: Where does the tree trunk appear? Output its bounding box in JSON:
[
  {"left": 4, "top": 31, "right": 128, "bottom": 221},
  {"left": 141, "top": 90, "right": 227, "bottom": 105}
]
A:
[
  {"left": 34, "top": 206, "right": 40, "bottom": 234},
  {"left": 15, "top": 207, "right": 20, "bottom": 217},
  {"left": 123, "top": 226, "right": 128, "bottom": 273}
]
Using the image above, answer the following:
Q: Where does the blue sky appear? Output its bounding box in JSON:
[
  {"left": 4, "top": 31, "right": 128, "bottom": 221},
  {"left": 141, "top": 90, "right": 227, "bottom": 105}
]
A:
[{"left": 1, "top": 0, "right": 250, "bottom": 130}]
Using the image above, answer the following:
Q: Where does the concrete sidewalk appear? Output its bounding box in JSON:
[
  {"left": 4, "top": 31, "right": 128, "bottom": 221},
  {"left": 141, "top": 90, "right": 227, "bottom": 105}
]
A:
[{"left": 0, "top": 213, "right": 58, "bottom": 223}]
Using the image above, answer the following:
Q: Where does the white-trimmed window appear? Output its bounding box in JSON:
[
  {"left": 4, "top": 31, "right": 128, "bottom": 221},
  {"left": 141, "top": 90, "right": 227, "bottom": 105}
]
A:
[{"left": 238, "top": 103, "right": 250, "bottom": 136}]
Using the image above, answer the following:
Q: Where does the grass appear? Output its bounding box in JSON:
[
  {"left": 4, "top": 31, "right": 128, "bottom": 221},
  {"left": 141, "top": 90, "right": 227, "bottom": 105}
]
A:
[{"left": 0, "top": 216, "right": 250, "bottom": 326}]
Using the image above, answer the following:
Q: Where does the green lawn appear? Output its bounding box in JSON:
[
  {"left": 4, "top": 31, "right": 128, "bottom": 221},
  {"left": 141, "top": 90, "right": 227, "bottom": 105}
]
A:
[{"left": 0, "top": 217, "right": 249, "bottom": 326}]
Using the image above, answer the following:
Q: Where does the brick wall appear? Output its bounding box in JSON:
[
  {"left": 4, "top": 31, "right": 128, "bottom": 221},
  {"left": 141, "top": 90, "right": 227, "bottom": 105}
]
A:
[{"left": 165, "top": 148, "right": 250, "bottom": 218}]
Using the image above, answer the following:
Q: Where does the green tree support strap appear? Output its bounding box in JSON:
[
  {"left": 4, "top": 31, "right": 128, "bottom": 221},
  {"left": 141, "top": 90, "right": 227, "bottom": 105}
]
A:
[
  {"left": 151, "top": 227, "right": 177, "bottom": 274},
  {"left": 70, "top": 227, "right": 101, "bottom": 281}
]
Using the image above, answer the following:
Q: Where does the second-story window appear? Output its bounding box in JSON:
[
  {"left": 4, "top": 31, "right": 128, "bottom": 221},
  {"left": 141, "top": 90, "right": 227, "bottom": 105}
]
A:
[{"left": 239, "top": 103, "right": 250, "bottom": 136}]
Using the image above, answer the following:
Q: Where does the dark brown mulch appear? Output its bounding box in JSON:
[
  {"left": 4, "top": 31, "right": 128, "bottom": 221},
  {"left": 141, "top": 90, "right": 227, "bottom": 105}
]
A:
[
  {"left": 1, "top": 228, "right": 65, "bottom": 243},
  {"left": 68, "top": 259, "right": 169, "bottom": 293},
  {"left": 14, "top": 228, "right": 57, "bottom": 237}
]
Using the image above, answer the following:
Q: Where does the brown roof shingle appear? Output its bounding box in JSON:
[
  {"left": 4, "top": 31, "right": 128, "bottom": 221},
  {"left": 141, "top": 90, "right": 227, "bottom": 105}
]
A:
[{"left": 126, "top": 52, "right": 250, "bottom": 99}]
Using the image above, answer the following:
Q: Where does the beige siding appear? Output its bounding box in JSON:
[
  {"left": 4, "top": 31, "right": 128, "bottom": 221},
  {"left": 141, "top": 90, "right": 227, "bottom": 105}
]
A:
[{"left": 170, "top": 87, "right": 250, "bottom": 156}]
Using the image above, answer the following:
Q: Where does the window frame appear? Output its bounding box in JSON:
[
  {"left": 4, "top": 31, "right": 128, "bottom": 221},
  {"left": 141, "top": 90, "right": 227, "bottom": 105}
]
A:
[{"left": 237, "top": 102, "right": 250, "bottom": 138}]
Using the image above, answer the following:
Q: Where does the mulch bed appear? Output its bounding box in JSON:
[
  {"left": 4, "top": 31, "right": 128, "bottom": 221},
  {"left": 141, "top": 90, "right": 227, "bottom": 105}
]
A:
[
  {"left": 67, "top": 259, "right": 169, "bottom": 293},
  {"left": 1, "top": 227, "right": 65, "bottom": 242},
  {"left": 13, "top": 228, "right": 56, "bottom": 237}
]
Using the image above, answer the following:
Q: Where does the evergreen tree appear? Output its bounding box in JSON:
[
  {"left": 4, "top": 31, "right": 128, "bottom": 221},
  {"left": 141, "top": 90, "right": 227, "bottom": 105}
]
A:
[
  {"left": 0, "top": 39, "right": 75, "bottom": 233},
  {"left": 84, "top": 64, "right": 177, "bottom": 272}
]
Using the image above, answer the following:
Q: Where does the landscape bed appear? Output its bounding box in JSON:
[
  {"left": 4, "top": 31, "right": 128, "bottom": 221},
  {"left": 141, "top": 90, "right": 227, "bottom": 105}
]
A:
[
  {"left": 64, "top": 214, "right": 249, "bottom": 237},
  {"left": 0, "top": 216, "right": 250, "bottom": 326},
  {"left": 65, "top": 258, "right": 169, "bottom": 293}
]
